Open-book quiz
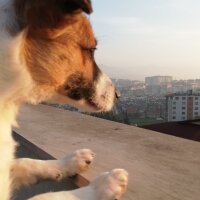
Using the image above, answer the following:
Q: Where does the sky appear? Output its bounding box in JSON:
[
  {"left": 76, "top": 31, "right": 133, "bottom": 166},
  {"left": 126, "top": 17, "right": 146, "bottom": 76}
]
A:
[{"left": 89, "top": 0, "right": 200, "bottom": 81}]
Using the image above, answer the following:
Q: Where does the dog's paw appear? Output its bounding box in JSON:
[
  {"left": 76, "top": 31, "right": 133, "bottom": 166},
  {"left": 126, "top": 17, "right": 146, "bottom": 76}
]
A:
[
  {"left": 109, "top": 169, "right": 128, "bottom": 199},
  {"left": 93, "top": 169, "right": 128, "bottom": 200},
  {"left": 59, "top": 149, "right": 95, "bottom": 176}
]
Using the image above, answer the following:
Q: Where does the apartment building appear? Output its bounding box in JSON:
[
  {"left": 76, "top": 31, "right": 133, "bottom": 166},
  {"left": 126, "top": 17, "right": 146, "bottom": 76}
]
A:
[
  {"left": 145, "top": 76, "right": 173, "bottom": 95},
  {"left": 145, "top": 76, "right": 173, "bottom": 86},
  {"left": 166, "top": 91, "right": 200, "bottom": 121}
]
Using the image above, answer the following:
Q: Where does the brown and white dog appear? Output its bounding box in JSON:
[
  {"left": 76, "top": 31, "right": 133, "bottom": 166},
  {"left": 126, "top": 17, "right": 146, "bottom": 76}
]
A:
[{"left": 0, "top": 0, "right": 128, "bottom": 199}]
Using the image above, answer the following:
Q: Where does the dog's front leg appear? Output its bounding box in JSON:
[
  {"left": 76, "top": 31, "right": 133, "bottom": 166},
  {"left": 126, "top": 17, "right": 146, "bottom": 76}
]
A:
[
  {"left": 0, "top": 103, "right": 18, "bottom": 200},
  {"left": 28, "top": 169, "right": 128, "bottom": 200},
  {"left": 11, "top": 149, "right": 95, "bottom": 191}
]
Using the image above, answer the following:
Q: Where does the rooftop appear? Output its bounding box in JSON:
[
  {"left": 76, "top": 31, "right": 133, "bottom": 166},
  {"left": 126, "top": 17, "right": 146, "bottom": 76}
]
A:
[
  {"left": 143, "top": 120, "right": 200, "bottom": 142},
  {"left": 166, "top": 92, "right": 200, "bottom": 97},
  {"left": 14, "top": 104, "right": 200, "bottom": 200}
]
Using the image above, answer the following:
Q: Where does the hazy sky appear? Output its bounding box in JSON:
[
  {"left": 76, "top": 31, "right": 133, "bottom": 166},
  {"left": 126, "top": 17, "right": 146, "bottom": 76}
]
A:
[{"left": 90, "top": 0, "right": 200, "bottom": 81}]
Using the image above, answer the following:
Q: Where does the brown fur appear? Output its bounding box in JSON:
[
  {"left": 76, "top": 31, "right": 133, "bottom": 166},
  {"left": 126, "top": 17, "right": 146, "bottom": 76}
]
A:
[{"left": 14, "top": 0, "right": 98, "bottom": 102}]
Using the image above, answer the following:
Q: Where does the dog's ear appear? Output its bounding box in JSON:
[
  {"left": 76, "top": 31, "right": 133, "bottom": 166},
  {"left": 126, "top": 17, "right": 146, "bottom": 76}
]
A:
[
  {"left": 60, "top": 0, "right": 93, "bottom": 14},
  {"left": 14, "top": 0, "right": 93, "bottom": 32}
]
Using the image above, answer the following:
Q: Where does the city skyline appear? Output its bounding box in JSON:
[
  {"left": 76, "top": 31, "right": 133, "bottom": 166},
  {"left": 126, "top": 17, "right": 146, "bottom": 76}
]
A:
[
  {"left": 91, "top": 0, "right": 200, "bottom": 81},
  {"left": 113, "top": 75, "right": 200, "bottom": 82}
]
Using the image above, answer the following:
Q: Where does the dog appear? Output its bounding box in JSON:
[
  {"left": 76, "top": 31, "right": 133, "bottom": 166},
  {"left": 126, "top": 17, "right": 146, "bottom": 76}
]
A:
[{"left": 0, "top": 0, "right": 128, "bottom": 199}]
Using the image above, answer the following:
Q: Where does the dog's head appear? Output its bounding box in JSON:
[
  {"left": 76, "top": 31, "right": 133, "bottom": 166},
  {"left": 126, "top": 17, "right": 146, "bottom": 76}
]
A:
[{"left": 12, "top": 0, "right": 119, "bottom": 112}]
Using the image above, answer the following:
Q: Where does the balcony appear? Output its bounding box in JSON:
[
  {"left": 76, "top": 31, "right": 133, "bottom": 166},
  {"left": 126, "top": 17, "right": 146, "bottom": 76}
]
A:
[{"left": 13, "top": 104, "right": 200, "bottom": 200}]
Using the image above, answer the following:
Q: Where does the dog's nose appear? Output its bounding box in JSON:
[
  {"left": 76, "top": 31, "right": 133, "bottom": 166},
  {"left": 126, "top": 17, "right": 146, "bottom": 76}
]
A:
[
  {"left": 115, "top": 89, "right": 121, "bottom": 99},
  {"left": 86, "top": 160, "right": 91, "bottom": 165}
]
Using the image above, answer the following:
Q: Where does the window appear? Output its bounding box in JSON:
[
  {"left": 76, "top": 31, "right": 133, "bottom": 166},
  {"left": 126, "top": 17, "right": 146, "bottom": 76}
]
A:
[
  {"left": 195, "top": 107, "right": 199, "bottom": 110},
  {"left": 195, "top": 97, "right": 199, "bottom": 100},
  {"left": 195, "top": 102, "right": 199, "bottom": 105},
  {"left": 182, "top": 102, "right": 186, "bottom": 105},
  {"left": 173, "top": 101, "right": 176, "bottom": 105},
  {"left": 182, "top": 117, "right": 186, "bottom": 120},
  {"left": 175, "top": 97, "right": 179, "bottom": 100},
  {"left": 194, "top": 112, "right": 199, "bottom": 116},
  {"left": 182, "top": 97, "right": 186, "bottom": 100},
  {"left": 172, "top": 116, "right": 176, "bottom": 119},
  {"left": 172, "top": 106, "right": 176, "bottom": 109},
  {"left": 182, "top": 107, "right": 186, "bottom": 110},
  {"left": 182, "top": 112, "right": 185, "bottom": 115}
]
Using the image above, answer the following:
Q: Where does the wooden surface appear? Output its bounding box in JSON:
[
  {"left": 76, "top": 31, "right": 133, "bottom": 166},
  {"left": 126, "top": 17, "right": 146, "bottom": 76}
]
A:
[{"left": 14, "top": 104, "right": 200, "bottom": 200}]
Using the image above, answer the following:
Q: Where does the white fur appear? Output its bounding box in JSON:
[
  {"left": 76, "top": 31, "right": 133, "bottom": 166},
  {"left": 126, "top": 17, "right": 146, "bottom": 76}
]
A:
[
  {"left": 0, "top": 4, "right": 29, "bottom": 197},
  {"left": 29, "top": 169, "right": 128, "bottom": 200},
  {"left": 11, "top": 149, "right": 95, "bottom": 191},
  {"left": 93, "top": 73, "right": 116, "bottom": 112},
  {"left": 0, "top": 1, "right": 32, "bottom": 102},
  {"left": 50, "top": 73, "right": 116, "bottom": 112},
  {"left": 0, "top": 103, "right": 17, "bottom": 200},
  {"left": 0, "top": 2, "right": 33, "bottom": 198}
]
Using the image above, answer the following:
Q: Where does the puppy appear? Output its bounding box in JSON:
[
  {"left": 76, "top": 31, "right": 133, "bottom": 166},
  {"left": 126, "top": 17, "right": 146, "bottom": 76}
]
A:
[{"left": 0, "top": 0, "right": 127, "bottom": 199}]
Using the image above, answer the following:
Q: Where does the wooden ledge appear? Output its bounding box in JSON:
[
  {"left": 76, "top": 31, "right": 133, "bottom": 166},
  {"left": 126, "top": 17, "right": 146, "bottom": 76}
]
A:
[{"left": 14, "top": 104, "right": 200, "bottom": 200}]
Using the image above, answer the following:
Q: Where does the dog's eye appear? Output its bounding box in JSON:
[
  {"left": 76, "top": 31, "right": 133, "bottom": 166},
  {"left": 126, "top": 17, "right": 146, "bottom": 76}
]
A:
[
  {"left": 82, "top": 47, "right": 97, "bottom": 58},
  {"left": 88, "top": 48, "right": 97, "bottom": 53},
  {"left": 88, "top": 47, "right": 97, "bottom": 58}
]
